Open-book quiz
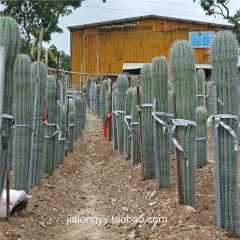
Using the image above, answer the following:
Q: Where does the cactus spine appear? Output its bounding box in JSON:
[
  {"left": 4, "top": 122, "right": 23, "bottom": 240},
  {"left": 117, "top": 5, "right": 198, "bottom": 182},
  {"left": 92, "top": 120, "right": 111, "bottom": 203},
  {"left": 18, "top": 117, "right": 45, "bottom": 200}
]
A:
[
  {"left": 12, "top": 54, "right": 32, "bottom": 191},
  {"left": 0, "top": 17, "right": 20, "bottom": 196},
  {"left": 124, "top": 87, "right": 133, "bottom": 159},
  {"left": 43, "top": 75, "right": 57, "bottom": 175},
  {"left": 141, "top": 64, "right": 155, "bottom": 179},
  {"left": 152, "top": 57, "right": 171, "bottom": 188},
  {"left": 211, "top": 31, "right": 239, "bottom": 234},
  {"left": 116, "top": 75, "right": 128, "bottom": 154},
  {"left": 171, "top": 40, "right": 196, "bottom": 207}
]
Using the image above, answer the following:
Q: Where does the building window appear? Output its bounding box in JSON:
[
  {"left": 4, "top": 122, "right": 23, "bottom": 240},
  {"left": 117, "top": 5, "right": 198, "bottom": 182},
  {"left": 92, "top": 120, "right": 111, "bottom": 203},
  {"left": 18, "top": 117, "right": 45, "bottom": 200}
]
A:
[{"left": 189, "top": 31, "right": 215, "bottom": 48}]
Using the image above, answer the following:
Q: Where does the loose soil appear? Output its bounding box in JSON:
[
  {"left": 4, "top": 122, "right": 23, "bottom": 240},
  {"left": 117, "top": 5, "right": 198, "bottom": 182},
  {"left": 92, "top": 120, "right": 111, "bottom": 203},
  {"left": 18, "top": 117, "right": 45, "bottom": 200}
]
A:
[{"left": 0, "top": 112, "right": 238, "bottom": 240}]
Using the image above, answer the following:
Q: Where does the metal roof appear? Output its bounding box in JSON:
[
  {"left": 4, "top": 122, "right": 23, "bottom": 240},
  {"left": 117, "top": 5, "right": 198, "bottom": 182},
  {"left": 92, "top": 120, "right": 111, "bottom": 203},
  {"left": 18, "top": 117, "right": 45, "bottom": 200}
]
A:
[{"left": 68, "top": 14, "right": 232, "bottom": 30}]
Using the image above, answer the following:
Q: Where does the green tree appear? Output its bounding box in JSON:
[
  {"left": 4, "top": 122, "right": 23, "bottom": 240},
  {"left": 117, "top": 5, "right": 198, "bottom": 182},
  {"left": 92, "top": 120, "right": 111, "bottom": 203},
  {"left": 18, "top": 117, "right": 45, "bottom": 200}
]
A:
[
  {"left": 194, "top": 0, "right": 240, "bottom": 41},
  {"left": 1, "top": 0, "right": 84, "bottom": 46}
]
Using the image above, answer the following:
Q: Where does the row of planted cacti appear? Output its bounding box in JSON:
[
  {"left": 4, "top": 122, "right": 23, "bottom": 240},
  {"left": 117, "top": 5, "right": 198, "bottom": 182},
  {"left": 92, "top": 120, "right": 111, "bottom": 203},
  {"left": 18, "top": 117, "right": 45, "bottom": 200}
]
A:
[
  {"left": 94, "top": 31, "right": 240, "bottom": 237},
  {"left": 0, "top": 16, "right": 87, "bottom": 197}
]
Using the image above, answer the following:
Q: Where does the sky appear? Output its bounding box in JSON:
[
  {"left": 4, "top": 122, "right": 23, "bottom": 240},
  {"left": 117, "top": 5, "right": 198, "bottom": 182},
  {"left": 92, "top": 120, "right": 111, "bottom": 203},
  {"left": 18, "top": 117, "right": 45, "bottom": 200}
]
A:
[{"left": 49, "top": 0, "right": 240, "bottom": 55}]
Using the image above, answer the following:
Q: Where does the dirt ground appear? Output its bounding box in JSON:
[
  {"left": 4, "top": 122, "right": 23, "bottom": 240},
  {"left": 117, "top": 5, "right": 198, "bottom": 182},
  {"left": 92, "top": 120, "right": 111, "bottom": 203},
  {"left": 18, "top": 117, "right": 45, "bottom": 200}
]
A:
[{"left": 0, "top": 112, "right": 239, "bottom": 240}]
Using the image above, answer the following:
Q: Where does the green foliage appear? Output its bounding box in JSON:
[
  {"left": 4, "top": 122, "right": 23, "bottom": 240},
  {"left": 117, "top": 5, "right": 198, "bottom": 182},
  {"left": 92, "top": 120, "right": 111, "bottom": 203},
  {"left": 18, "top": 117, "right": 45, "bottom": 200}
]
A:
[
  {"left": 194, "top": 0, "right": 240, "bottom": 41},
  {"left": 171, "top": 40, "right": 196, "bottom": 207},
  {"left": 1, "top": 0, "right": 83, "bottom": 43}
]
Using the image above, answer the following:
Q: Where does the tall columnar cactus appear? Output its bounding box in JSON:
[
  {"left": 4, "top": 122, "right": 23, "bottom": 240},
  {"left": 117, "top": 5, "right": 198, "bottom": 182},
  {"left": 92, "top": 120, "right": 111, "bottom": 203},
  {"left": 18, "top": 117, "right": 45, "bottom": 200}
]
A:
[
  {"left": 12, "top": 54, "right": 32, "bottom": 191},
  {"left": 196, "top": 69, "right": 206, "bottom": 107},
  {"left": 141, "top": 64, "right": 155, "bottom": 179},
  {"left": 196, "top": 106, "right": 207, "bottom": 168},
  {"left": 45, "top": 75, "right": 57, "bottom": 170},
  {"left": 68, "top": 111, "right": 76, "bottom": 152},
  {"left": 152, "top": 57, "right": 171, "bottom": 188},
  {"left": 55, "top": 102, "right": 67, "bottom": 167},
  {"left": 116, "top": 75, "right": 128, "bottom": 154},
  {"left": 96, "top": 84, "right": 101, "bottom": 117},
  {"left": 43, "top": 75, "right": 57, "bottom": 175},
  {"left": 171, "top": 40, "right": 196, "bottom": 207},
  {"left": 196, "top": 69, "right": 207, "bottom": 169},
  {"left": 211, "top": 31, "right": 239, "bottom": 234},
  {"left": 124, "top": 87, "right": 133, "bottom": 159},
  {"left": 90, "top": 79, "right": 96, "bottom": 112},
  {"left": 29, "top": 61, "right": 47, "bottom": 187},
  {"left": 207, "top": 81, "right": 214, "bottom": 116},
  {"left": 0, "top": 17, "right": 20, "bottom": 196},
  {"left": 75, "top": 96, "right": 83, "bottom": 138},
  {"left": 168, "top": 83, "right": 175, "bottom": 155},
  {"left": 112, "top": 83, "right": 118, "bottom": 150},
  {"left": 100, "top": 79, "right": 109, "bottom": 122},
  {"left": 106, "top": 89, "right": 112, "bottom": 139},
  {"left": 79, "top": 94, "right": 84, "bottom": 137},
  {"left": 131, "top": 87, "right": 141, "bottom": 165}
]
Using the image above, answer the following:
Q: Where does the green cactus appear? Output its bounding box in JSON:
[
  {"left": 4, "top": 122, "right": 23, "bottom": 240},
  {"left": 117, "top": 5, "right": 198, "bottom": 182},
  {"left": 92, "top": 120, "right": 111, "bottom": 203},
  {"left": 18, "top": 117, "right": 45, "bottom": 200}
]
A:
[
  {"left": 112, "top": 83, "right": 118, "bottom": 149},
  {"left": 152, "top": 57, "right": 171, "bottom": 189},
  {"left": 100, "top": 79, "right": 109, "bottom": 122},
  {"left": 106, "top": 89, "right": 112, "bottom": 140},
  {"left": 131, "top": 87, "right": 141, "bottom": 165},
  {"left": 171, "top": 40, "right": 196, "bottom": 207},
  {"left": 211, "top": 31, "right": 239, "bottom": 234},
  {"left": 55, "top": 101, "right": 67, "bottom": 167},
  {"left": 116, "top": 75, "right": 128, "bottom": 154},
  {"left": 196, "top": 106, "right": 208, "bottom": 168},
  {"left": 207, "top": 81, "right": 214, "bottom": 116},
  {"left": 196, "top": 69, "right": 206, "bottom": 107},
  {"left": 43, "top": 75, "right": 57, "bottom": 175},
  {"left": 29, "top": 61, "right": 48, "bottom": 187},
  {"left": 68, "top": 111, "right": 76, "bottom": 152},
  {"left": 0, "top": 16, "right": 20, "bottom": 196},
  {"left": 75, "top": 96, "right": 83, "bottom": 138},
  {"left": 12, "top": 54, "right": 32, "bottom": 191},
  {"left": 124, "top": 87, "right": 133, "bottom": 159},
  {"left": 96, "top": 84, "right": 101, "bottom": 117},
  {"left": 168, "top": 85, "right": 175, "bottom": 155},
  {"left": 141, "top": 64, "right": 155, "bottom": 179}
]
